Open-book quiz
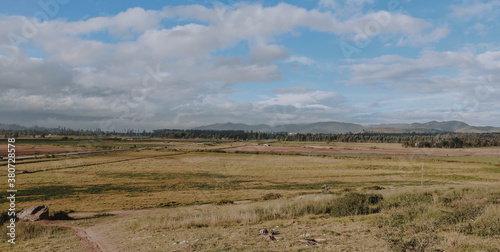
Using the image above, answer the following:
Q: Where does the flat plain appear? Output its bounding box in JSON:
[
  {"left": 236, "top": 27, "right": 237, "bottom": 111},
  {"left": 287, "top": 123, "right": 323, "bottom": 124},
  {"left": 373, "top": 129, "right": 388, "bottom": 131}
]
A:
[{"left": 2, "top": 138, "right": 500, "bottom": 251}]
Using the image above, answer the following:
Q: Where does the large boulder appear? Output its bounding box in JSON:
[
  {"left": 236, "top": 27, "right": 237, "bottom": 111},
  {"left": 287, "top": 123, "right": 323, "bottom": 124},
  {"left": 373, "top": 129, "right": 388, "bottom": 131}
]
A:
[{"left": 17, "top": 205, "right": 49, "bottom": 221}]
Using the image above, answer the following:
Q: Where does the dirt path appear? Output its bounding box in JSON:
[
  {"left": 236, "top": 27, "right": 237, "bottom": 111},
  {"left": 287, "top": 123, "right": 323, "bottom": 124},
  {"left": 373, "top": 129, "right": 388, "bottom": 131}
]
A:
[
  {"left": 53, "top": 223, "right": 116, "bottom": 252},
  {"left": 43, "top": 209, "right": 154, "bottom": 252},
  {"left": 0, "top": 145, "right": 92, "bottom": 156}
]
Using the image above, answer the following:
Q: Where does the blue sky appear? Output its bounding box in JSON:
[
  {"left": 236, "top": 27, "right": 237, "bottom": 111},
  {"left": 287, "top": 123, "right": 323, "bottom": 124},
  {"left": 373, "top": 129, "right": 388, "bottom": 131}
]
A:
[{"left": 0, "top": 0, "right": 499, "bottom": 130}]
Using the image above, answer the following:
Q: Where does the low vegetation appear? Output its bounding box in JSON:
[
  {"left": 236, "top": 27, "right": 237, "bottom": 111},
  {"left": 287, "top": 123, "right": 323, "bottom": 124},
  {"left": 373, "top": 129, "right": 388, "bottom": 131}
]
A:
[{"left": 1, "top": 140, "right": 499, "bottom": 251}]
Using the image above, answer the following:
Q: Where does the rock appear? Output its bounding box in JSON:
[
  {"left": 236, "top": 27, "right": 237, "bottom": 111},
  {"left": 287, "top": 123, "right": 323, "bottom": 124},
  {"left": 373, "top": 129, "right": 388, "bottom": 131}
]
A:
[
  {"left": 17, "top": 205, "right": 49, "bottom": 221},
  {"left": 265, "top": 234, "right": 276, "bottom": 241},
  {"left": 299, "top": 238, "right": 327, "bottom": 246},
  {"left": 260, "top": 228, "right": 278, "bottom": 242}
]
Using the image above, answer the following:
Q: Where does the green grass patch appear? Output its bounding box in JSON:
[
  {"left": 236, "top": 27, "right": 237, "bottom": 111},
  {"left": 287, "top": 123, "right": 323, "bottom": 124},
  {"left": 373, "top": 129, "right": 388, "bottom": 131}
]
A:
[
  {"left": 3, "top": 184, "right": 159, "bottom": 202},
  {"left": 480, "top": 167, "right": 500, "bottom": 173},
  {"left": 97, "top": 172, "right": 231, "bottom": 180},
  {"left": 442, "top": 156, "right": 500, "bottom": 164},
  {"left": 251, "top": 180, "right": 443, "bottom": 191},
  {"left": 427, "top": 174, "right": 497, "bottom": 182}
]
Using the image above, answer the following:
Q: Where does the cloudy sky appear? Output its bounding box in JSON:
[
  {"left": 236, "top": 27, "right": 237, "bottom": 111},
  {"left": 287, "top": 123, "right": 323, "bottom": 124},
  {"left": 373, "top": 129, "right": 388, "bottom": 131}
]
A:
[{"left": 1, "top": 0, "right": 499, "bottom": 130}]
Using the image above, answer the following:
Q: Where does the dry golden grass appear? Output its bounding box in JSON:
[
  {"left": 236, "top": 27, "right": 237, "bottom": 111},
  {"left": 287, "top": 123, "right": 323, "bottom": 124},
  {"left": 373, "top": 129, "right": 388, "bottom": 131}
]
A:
[{"left": 1, "top": 141, "right": 500, "bottom": 251}]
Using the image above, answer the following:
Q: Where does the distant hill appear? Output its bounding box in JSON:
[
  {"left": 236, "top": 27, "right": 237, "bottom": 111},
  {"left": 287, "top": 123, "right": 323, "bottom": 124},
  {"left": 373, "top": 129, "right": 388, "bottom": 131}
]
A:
[
  {"left": 0, "top": 123, "right": 58, "bottom": 131},
  {"left": 195, "top": 121, "right": 500, "bottom": 134},
  {"left": 2, "top": 120, "right": 499, "bottom": 134},
  {"left": 192, "top": 122, "right": 273, "bottom": 132},
  {"left": 280, "top": 122, "right": 364, "bottom": 134},
  {"left": 367, "top": 121, "right": 500, "bottom": 133},
  {"left": 0, "top": 123, "right": 28, "bottom": 130},
  {"left": 409, "top": 121, "right": 469, "bottom": 132},
  {"left": 195, "top": 121, "right": 364, "bottom": 134},
  {"left": 366, "top": 123, "right": 411, "bottom": 129}
]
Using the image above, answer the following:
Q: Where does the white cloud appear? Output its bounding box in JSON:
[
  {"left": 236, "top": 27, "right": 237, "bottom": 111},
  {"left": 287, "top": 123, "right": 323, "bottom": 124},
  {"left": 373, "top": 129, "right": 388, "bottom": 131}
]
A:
[
  {"left": 396, "top": 27, "right": 450, "bottom": 46},
  {"left": 286, "top": 55, "right": 315, "bottom": 65},
  {"left": 0, "top": 3, "right": 465, "bottom": 129},
  {"left": 249, "top": 44, "right": 289, "bottom": 63},
  {"left": 476, "top": 51, "right": 500, "bottom": 70},
  {"left": 257, "top": 90, "right": 345, "bottom": 108},
  {"left": 342, "top": 48, "right": 500, "bottom": 92},
  {"left": 319, "top": 0, "right": 374, "bottom": 19},
  {"left": 272, "top": 87, "right": 312, "bottom": 94},
  {"left": 471, "top": 22, "right": 487, "bottom": 36},
  {"left": 450, "top": 0, "right": 500, "bottom": 19}
]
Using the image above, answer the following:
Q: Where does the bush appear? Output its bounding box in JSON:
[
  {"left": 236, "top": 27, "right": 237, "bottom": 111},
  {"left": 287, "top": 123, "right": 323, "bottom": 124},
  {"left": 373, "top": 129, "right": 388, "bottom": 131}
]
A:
[
  {"left": 328, "top": 192, "right": 383, "bottom": 217},
  {"left": 362, "top": 185, "right": 384, "bottom": 190},
  {"left": 383, "top": 192, "right": 433, "bottom": 209},
  {"left": 440, "top": 198, "right": 485, "bottom": 225},
  {"left": 383, "top": 222, "right": 439, "bottom": 252},
  {"left": 472, "top": 205, "right": 500, "bottom": 236},
  {"left": 50, "top": 210, "right": 74, "bottom": 220},
  {"left": 216, "top": 199, "right": 233, "bottom": 205},
  {"left": 377, "top": 187, "right": 500, "bottom": 251},
  {"left": 0, "top": 211, "right": 13, "bottom": 226},
  {"left": 262, "top": 193, "right": 282, "bottom": 200}
]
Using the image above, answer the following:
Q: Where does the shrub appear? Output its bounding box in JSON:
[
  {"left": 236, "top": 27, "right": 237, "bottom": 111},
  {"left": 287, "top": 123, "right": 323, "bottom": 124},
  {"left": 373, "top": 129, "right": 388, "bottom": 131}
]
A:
[
  {"left": 383, "top": 192, "right": 433, "bottom": 209},
  {"left": 50, "top": 210, "right": 74, "bottom": 220},
  {"left": 216, "top": 199, "right": 233, "bottom": 205},
  {"left": 262, "top": 193, "right": 282, "bottom": 200},
  {"left": 0, "top": 211, "right": 13, "bottom": 225},
  {"left": 440, "top": 197, "right": 486, "bottom": 225},
  {"left": 328, "top": 192, "right": 383, "bottom": 217},
  {"left": 383, "top": 222, "right": 439, "bottom": 252},
  {"left": 362, "top": 185, "right": 384, "bottom": 190},
  {"left": 472, "top": 205, "right": 500, "bottom": 236}
]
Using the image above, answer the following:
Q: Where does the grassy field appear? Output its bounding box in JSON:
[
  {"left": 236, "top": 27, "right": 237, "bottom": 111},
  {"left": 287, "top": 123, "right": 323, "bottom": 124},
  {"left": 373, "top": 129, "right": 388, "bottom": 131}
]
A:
[{"left": 1, "top": 140, "right": 500, "bottom": 251}]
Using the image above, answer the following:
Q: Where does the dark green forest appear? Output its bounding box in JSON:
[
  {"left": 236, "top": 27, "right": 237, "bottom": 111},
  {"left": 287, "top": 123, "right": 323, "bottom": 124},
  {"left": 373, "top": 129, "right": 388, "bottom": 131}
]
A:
[
  {"left": 2, "top": 128, "right": 500, "bottom": 148},
  {"left": 154, "top": 130, "right": 500, "bottom": 148}
]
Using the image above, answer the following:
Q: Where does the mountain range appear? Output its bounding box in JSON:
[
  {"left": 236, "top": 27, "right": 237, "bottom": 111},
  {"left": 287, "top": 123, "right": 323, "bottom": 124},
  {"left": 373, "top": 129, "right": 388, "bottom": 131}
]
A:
[
  {"left": 2, "top": 121, "right": 499, "bottom": 134},
  {"left": 193, "top": 121, "right": 500, "bottom": 134}
]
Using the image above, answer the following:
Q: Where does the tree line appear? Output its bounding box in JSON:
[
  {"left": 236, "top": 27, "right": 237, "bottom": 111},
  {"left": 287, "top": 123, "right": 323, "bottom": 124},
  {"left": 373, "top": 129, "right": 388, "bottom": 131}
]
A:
[
  {"left": 2, "top": 127, "right": 500, "bottom": 148},
  {"left": 153, "top": 130, "right": 500, "bottom": 148}
]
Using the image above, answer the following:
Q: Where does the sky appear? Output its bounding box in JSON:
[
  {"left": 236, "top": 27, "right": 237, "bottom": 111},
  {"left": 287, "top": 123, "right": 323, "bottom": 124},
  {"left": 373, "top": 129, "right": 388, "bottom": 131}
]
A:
[{"left": 0, "top": 0, "right": 499, "bottom": 131}]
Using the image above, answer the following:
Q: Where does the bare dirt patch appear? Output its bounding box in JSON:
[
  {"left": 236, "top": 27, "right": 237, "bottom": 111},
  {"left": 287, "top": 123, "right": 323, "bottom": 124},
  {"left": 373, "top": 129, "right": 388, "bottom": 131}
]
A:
[
  {"left": 42, "top": 209, "right": 154, "bottom": 252},
  {"left": 224, "top": 145, "right": 500, "bottom": 157},
  {"left": 0, "top": 145, "right": 90, "bottom": 156}
]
